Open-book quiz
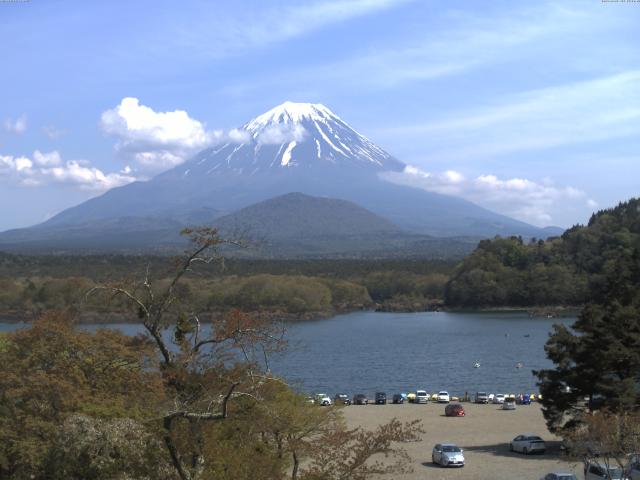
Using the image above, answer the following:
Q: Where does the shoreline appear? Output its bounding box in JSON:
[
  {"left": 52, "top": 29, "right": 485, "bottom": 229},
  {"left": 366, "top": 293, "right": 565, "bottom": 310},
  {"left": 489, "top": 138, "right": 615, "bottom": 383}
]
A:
[{"left": 0, "top": 304, "right": 580, "bottom": 324}]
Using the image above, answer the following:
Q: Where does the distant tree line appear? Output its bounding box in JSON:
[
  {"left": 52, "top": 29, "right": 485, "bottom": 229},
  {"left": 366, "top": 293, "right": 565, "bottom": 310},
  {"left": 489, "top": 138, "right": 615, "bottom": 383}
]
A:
[{"left": 0, "top": 267, "right": 451, "bottom": 320}]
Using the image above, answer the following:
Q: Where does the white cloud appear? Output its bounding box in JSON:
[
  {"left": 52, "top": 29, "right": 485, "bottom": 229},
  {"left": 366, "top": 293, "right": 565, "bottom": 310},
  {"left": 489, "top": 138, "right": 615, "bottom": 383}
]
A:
[
  {"left": 0, "top": 150, "right": 135, "bottom": 191},
  {"left": 33, "top": 150, "right": 62, "bottom": 167},
  {"left": 4, "top": 114, "right": 27, "bottom": 134},
  {"left": 380, "top": 71, "right": 640, "bottom": 161},
  {"left": 224, "top": 1, "right": 615, "bottom": 95},
  {"left": 42, "top": 125, "right": 67, "bottom": 139},
  {"left": 165, "top": 0, "right": 415, "bottom": 61},
  {"left": 100, "top": 97, "right": 248, "bottom": 171},
  {"left": 256, "top": 124, "right": 307, "bottom": 145},
  {"left": 383, "top": 166, "right": 597, "bottom": 226}
]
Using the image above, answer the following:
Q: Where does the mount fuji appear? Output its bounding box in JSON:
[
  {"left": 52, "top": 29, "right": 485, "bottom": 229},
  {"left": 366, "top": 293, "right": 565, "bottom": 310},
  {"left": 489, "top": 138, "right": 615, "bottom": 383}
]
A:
[{"left": 0, "top": 102, "right": 561, "bottom": 255}]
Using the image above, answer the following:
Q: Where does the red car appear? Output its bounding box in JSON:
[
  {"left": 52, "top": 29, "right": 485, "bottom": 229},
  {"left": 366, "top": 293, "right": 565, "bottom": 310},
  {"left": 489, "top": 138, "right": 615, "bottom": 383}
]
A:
[{"left": 445, "top": 403, "right": 465, "bottom": 417}]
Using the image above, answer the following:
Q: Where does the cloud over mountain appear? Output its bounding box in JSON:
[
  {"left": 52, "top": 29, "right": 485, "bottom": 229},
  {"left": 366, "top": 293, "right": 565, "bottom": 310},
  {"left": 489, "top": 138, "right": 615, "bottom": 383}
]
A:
[
  {"left": 100, "top": 97, "right": 249, "bottom": 171},
  {"left": 383, "top": 165, "right": 596, "bottom": 226}
]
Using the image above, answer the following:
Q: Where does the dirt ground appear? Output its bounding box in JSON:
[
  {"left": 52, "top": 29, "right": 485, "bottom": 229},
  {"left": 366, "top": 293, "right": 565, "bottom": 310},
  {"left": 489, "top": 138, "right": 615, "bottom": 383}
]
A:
[{"left": 341, "top": 402, "right": 581, "bottom": 480}]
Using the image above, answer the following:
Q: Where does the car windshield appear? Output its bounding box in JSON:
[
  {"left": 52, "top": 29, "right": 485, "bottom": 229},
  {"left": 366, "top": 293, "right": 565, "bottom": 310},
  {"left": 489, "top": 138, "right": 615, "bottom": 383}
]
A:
[
  {"left": 417, "top": 392, "right": 427, "bottom": 396},
  {"left": 439, "top": 392, "right": 448, "bottom": 395},
  {"left": 527, "top": 436, "right": 542, "bottom": 441},
  {"left": 477, "top": 392, "right": 487, "bottom": 395},
  {"left": 442, "top": 446, "right": 461, "bottom": 452}
]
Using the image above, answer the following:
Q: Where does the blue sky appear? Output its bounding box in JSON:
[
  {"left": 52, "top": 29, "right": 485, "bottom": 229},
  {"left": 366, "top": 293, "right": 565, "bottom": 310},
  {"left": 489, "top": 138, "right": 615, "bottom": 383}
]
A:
[{"left": 1, "top": 0, "right": 638, "bottom": 230}]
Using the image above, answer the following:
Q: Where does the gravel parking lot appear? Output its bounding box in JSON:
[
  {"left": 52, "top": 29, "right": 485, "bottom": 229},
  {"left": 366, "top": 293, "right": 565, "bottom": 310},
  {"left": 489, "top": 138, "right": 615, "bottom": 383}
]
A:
[{"left": 341, "top": 402, "right": 581, "bottom": 479}]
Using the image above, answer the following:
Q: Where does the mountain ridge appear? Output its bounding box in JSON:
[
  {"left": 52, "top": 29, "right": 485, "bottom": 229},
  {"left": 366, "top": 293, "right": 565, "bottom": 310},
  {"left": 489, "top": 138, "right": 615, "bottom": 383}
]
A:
[{"left": 0, "top": 102, "right": 563, "bottom": 254}]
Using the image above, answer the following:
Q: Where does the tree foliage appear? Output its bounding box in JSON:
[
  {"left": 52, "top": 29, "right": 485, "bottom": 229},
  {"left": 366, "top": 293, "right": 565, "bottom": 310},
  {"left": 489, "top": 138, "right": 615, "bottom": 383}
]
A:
[
  {"left": 533, "top": 200, "right": 640, "bottom": 440},
  {"left": 1, "top": 228, "right": 424, "bottom": 480},
  {"left": 445, "top": 198, "right": 640, "bottom": 308}
]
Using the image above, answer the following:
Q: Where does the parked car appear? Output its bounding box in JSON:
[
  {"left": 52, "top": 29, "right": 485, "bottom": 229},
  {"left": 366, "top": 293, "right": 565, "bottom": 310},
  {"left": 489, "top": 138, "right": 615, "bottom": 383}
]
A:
[
  {"left": 333, "top": 393, "right": 351, "bottom": 405},
  {"left": 353, "top": 393, "right": 368, "bottom": 405},
  {"left": 517, "top": 393, "right": 531, "bottom": 405},
  {"left": 510, "top": 434, "right": 546, "bottom": 454},
  {"left": 432, "top": 443, "right": 465, "bottom": 467},
  {"left": 305, "top": 396, "right": 315, "bottom": 404},
  {"left": 493, "top": 393, "right": 506, "bottom": 404},
  {"left": 475, "top": 392, "right": 489, "bottom": 404},
  {"left": 392, "top": 393, "right": 404, "bottom": 404},
  {"left": 540, "top": 473, "right": 577, "bottom": 480},
  {"left": 445, "top": 403, "right": 465, "bottom": 417},
  {"left": 315, "top": 393, "right": 332, "bottom": 406},
  {"left": 584, "top": 460, "right": 626, "bottom": 480},
  {"left": 407, "top": 392, "right": 416, "bottom": 403},
  {"left": 627, "top": 454, "right": 640, "bottom": 480},
  {"left": 415, "top": 390, "right": 429, "bottom": 404},
  {"left": 375, "top": 392, "right": 387, "bottom": 404},
  {"left": 502, "top": 398, "right": 517, "bottom": 410},
  {"left": 437, "top": 391, "right": 450, "bottom": 403}
]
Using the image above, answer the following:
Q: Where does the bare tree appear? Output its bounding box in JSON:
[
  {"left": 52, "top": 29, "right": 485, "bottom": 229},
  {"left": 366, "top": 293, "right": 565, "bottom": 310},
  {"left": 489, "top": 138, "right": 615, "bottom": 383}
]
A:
[
  {"left": 88, "top": 227, "right": 286, "bottom": 480},
  {"left": 564, "top": 411, "right": 640, "bottom": 480}
]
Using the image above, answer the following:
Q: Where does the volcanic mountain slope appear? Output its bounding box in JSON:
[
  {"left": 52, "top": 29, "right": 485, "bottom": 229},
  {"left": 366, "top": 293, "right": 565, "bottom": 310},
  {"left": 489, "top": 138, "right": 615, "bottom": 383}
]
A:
[{"left": 0, "top": 102, "right": 561, "bottom": 254}]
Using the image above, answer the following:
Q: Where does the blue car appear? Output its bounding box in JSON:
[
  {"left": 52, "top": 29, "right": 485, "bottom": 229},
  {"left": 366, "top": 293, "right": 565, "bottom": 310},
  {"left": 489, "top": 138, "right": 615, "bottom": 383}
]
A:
[{"left": 517, "top": 394, "right": 531, "bottom": 405}]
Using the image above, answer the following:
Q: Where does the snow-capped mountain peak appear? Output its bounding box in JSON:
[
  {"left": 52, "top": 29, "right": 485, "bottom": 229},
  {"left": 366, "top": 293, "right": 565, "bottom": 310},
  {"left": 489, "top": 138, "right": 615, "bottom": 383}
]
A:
[
  {"left": 176, "top": 101, "right": 405, "bottom": 176},
  {"left": 244, "top": 101, "right": 340, "bottom": 131}
]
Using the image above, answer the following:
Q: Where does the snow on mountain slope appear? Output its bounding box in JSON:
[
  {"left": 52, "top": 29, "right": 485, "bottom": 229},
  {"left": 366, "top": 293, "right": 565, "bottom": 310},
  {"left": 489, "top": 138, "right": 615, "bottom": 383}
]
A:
[{"left": 172, "top": 101, "right": 405, "bottom": 176}]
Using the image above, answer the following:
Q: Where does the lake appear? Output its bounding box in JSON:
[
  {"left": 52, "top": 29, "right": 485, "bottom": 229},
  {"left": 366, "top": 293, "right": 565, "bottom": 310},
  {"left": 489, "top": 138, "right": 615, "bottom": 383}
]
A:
[{"left": 0, "top": 311, "right": 573, "bottom": 398}]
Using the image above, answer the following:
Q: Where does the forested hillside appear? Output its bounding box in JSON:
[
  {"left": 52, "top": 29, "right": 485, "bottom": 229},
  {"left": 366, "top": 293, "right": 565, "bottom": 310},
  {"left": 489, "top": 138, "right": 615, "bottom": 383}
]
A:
[
  {"left": 0, "top": 256, "right": 453, "bottom": 321},
  {"left": 445, "top": 198, "right": 640, "bottom": 308}
]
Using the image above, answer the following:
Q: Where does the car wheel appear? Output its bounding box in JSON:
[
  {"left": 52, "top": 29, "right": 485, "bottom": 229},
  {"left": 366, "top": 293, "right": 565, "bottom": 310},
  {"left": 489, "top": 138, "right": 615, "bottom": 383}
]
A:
[
  {"left": 509, "top": 444, "right": 514, "bottom": 452},
  {"left": 523, "top": 447, "right": 528, "bottom": 455},
  {"left": 432, "top": 455, "right": 436, "bottom": 464}
]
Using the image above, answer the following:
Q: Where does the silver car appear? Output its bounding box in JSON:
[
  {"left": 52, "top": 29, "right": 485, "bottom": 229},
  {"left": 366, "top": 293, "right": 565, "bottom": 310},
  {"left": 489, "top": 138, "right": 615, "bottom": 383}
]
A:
[
  {"left": 541, "top": 473, "right": 577, "bottom": 480},
  {"left": 510, "top": 434, "right": 546, "bottom": 454},
  {"left": 584, "top": 461, "right": 627, "bottom": 480},
  {"left": 432, "top": 443, "right": 465, "bottom": 467},
  {"left": 502, "top": 399, "right": 516, "bottom": 410}
]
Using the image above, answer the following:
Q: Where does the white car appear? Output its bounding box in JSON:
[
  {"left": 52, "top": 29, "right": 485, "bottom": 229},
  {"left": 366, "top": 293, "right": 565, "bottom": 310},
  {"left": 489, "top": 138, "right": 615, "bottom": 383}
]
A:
[
  {"left": 584, "top": 460, "right": 626, "bottom": 480},
  {"left": 432, "top": 443, "right": 465, "bottom": 467},
  {"left": 510, "top": 434, "right": 546, "bottom": 454},
  {"left": 315, "top": 393, "right": 332, "bottom": 406},
  {"left": 437, "top": 391, "right": 450, "bottom": 403},
  {"left": 415, "top": 390, "right": 429, "bottom": 404},
  {"left": 493, "top": 393, "right": 506, "bottom": 404}
]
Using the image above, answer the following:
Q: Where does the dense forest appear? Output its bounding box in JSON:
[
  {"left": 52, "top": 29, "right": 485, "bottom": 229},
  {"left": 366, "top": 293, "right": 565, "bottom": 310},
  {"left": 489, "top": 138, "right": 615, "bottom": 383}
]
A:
[
  {"left": 445, "top": 198, "right": 640, "bottom": 308},
  {"left": 0, "top": 255, "right": 454, "bottom": 321}
]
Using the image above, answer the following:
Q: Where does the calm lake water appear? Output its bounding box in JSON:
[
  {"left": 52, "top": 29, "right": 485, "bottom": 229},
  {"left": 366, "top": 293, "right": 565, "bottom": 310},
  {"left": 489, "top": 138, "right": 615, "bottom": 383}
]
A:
[{"left": 0, "top": 311, "right": 573, "bottom": 398}]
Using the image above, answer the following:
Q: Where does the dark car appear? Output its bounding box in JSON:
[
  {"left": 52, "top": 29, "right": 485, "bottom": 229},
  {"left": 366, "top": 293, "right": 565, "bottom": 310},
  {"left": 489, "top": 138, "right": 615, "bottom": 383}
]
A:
[
  {"left": 353, "top": 394, "right": 368, "bottom": 405},
  {"left": 392, "top": 394, "right": 404, "bottom": 404},
  {"left": 333, "top": 393, "right": 351, "bottom": 405},
  {"left": 445, "top": 403, "right": 465, "bottom": 417},
  {"left": 375, "top": 392, "right": 387, "bottom": 405}
]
